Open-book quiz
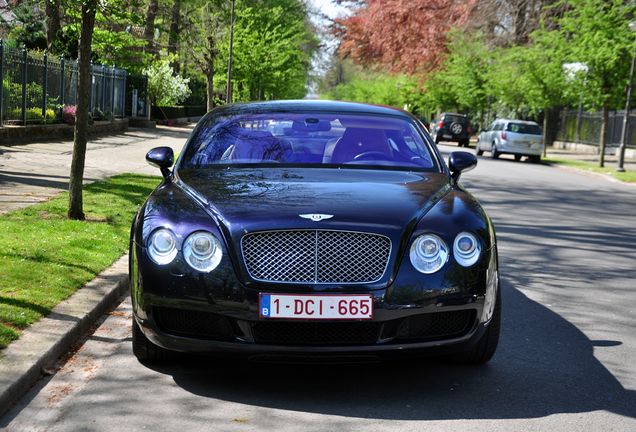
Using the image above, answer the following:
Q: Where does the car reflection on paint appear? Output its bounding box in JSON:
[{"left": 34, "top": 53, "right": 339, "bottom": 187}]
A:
[{"left": 130, "top": 100, "right": 501, "bottom": 364}]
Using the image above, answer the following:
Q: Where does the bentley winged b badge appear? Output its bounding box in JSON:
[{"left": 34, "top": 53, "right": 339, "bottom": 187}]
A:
[{"left": 299, "top": 214, "right": 334, "bottom": 222}]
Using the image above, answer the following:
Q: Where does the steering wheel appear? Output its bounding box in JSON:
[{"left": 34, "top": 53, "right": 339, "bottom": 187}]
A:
[{"left": 352, "top": 151, "right": 394, "bottom": 161}]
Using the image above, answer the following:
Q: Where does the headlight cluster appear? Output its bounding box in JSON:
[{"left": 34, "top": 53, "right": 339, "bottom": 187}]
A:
[
  {"left": 410, "top": 231, "right": 482, "bottom": 274},
  {"left": 147, "top": 228, "right": 223, "bottom": 272}
]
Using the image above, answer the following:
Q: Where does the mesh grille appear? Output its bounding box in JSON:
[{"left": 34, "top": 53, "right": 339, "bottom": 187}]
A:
[
  {"left": 242, "top": 230, "right": 391, "bottom": 283},
  {"left": 252, "top": 321, "right": 380, "bottom": 345},
  {"left": 154, "top": 307, "right": 233, "bottom": 339},
  {"left": 397, "top": 310, "right": 474, "bottom": 340}
]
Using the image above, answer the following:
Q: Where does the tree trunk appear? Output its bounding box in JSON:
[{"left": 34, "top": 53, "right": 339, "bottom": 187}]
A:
[
  {"left": 45, "top": 0, "right": 61, "bottom": 53},
  {"left": 598, "top": 101, "right": 609, "bottom": 168},
  {"left": 169, "top": 0, "right": 181, "bottom": 73},
  {"left": 68, "top": 0, "right": 97, "bottom": 220},
  {"left": 144, "top": 0, "right": 159, "bottom": 56},
  {"left": 206, "top": 74, "right": 215, "bottom": 111}
]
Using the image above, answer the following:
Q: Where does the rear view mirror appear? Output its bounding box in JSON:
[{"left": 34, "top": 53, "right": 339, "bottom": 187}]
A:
[{"left": 292, "top": 118, "right": 332, "bottom": 132}]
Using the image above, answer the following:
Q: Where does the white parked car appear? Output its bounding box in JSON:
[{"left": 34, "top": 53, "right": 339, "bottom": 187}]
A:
[{"left": 476, "top": 119, "right": 544, "bottom": 163}]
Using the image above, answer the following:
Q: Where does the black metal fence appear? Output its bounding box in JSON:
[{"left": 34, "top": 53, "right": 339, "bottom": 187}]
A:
[
  {"left": 557, "top": 106, "right": 636, "bottom": 149},
  {"left": 1, "top": 40, "right": 149, "bottom": 126}
]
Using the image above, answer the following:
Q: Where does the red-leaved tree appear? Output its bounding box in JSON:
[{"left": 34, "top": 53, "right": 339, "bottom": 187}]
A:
[{"left": 332, "top": 0, "right": 476, "bottom": 76}]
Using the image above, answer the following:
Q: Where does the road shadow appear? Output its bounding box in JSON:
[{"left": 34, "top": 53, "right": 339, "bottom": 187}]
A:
[{"left": 140, "top": 282, "right": 634, "bottom": 420}]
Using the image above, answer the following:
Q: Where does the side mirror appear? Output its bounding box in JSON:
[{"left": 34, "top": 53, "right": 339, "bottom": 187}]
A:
[
  {"left": 480, "top": 128, "right": 487, "bottom": 132},
  {"left": 146, "top": 147, "right": 174, "bottom": 179},
  {"left": 448, "top": 151, "right": 477, "bottom": 183}
]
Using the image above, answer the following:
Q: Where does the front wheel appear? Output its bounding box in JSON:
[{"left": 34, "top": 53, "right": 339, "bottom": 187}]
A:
[
  {"left": 446, "top": 282, "right": 502, "bottom": 364},
  {"left": 530, "top": 155, "right": 541, "bottom": 164},
  {"left": 132, "top": 318, "right": 168, "bottom": 361}
]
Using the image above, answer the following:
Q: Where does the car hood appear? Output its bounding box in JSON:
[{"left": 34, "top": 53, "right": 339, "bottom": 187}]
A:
[{"left": 175, "top": 167, "right": 450, "bottom": 241}]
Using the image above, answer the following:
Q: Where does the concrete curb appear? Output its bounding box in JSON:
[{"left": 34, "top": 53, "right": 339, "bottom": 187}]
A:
[{"left": 0, "top": 254, "right": 130, "bottom": 416}]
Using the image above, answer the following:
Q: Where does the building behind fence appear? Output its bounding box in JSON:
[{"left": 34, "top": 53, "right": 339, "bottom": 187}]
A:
[{"left": 1, "top": 40, "right": 148, "bottom": 127}]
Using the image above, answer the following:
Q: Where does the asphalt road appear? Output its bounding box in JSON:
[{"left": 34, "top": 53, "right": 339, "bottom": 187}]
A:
[{"left": 2, "top": 143, "right": 635, "bottom": 431}]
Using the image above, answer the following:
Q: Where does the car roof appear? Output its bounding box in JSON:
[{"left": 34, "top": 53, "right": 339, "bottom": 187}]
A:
[
  {"left": 442, "top": 112, "right": 468, "bottom": 117},
  {"left": 204, "top": 100, "right": 415, "bottom": 119},
  {"left": 493, "top": 118, "right": 540, "bottom": 126}
]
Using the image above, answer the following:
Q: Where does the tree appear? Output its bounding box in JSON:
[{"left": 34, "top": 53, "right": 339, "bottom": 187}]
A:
[
  {"left": 144, "top": 0, "right": 159, "bottom": 56},
  {"left": 179, "top": 0, "right": 226, "bottom": 110},
  {"left": 230, "top": 2, "right": 317, "bottom": 101},
  {"left": 45, "top": 0, "right": 62, "bottom": 52},
  {"left": 68, "top": 0, "right": 98, "bottom": 220},
  {"left": 535, "top": 0, "right": 636, "bottom": 166},
  {"left": 332, "top": 0, "right": 477, "bottom": 77}
]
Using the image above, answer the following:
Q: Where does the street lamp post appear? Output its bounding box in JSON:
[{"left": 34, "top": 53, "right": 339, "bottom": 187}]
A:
[{"left": 617, "top": 21, "right": 636, "bottom": 172}]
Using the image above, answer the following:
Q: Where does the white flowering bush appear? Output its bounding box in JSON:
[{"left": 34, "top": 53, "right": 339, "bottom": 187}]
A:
[{"left": 144, "top": 60, "right": 191, "bottom": 107}]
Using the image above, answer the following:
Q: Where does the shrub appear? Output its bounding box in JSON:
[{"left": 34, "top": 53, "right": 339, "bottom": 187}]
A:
[
  {"left": 63, "top": 105, "right": 76, "bottom": 126},
  {"left": 144, "top": 60, "right": 191, "bottom": 108}
]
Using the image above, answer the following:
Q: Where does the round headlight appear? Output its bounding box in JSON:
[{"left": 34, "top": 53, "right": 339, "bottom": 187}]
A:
[
  {"left": 410, "top": 234, "right": 448, "bottom": 274},
  {"left": 453, "top": 232, "right": 482, "bottom": 267},
  {"left": 148, "top": 228, "right": 178, "bottom": 265},
  {"left": 183, "top": 231, "right": 223, "bottom": 272}
]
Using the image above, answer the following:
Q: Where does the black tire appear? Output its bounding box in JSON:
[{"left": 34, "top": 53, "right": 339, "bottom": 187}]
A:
[
  {"left": 132, "top": 318, "right": 167, "bottom": 361},
  {"left": 447, "top": 281, "right": 502, "bottom": 365},
  {"left": 491, "top": 144, "right": 500, "bottom": 159},
  {"left": 514, "top": 154, "right": 522, "bottom": 161},
  {"left": 433, "top": 132, "right": 440, "bottom": 145},
  {"left": 530, "top": 155, "right": 541, "bottom": 164},
  {"left": 476, "top": 147, "right": 484, "bottom": 156}
]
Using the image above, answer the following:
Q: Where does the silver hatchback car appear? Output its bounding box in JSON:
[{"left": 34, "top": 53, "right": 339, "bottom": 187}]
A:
[{"left": 476, "top": 119, "right": 544, "bottom": 163}]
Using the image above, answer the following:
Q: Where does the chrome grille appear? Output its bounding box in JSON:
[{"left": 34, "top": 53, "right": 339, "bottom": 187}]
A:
[{"left": 242, "top": 230, "right": 391, "bottom": 283}]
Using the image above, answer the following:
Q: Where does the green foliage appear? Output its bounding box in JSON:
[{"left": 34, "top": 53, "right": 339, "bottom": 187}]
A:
[
  {"left": 92, "top": 13, "right": 150, "bottom": 71},
  {"left": 3, "top": 107, "right": 56, "bottom": 122},
  {"left": 183, "top": 75, "right": 208, "bottom": 106},
  {"left": 228, "top": 2, "right": 318, "bottom": 101},
  {"left": 0, "top": 0, "right": 47, "bottom": 50},
  {"left": 533, "top": 0, "right": 636, "bottom": 111},
  {"left": 322, "top": 73, "right": 404, "bottom": 107},
  {"left": 145, "top": 59, "right": 191, "bottom": 107}
]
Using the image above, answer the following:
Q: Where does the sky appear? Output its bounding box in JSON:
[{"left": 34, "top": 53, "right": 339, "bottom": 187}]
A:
[{"left": 311, "top": 0, "right": 349, "bottom": 20}]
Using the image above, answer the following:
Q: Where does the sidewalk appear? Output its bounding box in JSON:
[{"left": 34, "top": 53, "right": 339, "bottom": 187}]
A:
[
  {"left": 1, "top": 133, "right": 635, "bottom": 416},
  {"left": 0, "top": 124, "right": 195, "bottom": 214}
]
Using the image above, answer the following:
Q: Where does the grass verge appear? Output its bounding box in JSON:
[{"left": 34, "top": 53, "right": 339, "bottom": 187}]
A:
[
  {"left": 544, "top": 157, "right": 636, "bottom": 183},
  {"left": 0, "top": 173, "right": 161, "bottom": 352}
]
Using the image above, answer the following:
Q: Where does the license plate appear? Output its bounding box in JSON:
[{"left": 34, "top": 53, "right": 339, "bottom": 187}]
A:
[
  {"left": 443, "top": 134, "right": 453, "bottom": 139},
  {"left": 259, "top": 294, "right": 373, "bottom": 319}
]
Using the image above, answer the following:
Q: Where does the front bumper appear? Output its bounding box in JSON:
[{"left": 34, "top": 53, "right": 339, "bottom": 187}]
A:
[{"left": 130, "top": 242, "right": 498, "bottom": 360}]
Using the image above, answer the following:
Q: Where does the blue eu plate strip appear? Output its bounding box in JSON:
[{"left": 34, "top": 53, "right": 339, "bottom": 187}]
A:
[{"left": 260, "top": 294, "right": 271, "bottom": 317}]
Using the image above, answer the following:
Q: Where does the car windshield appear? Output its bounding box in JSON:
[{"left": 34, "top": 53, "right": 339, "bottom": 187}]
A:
[
  {"left": 179, "top": 113, "right": 437, "bottom": 170},
  {"left": 506, "top": 122, "right": 542, "bottom": 135}
]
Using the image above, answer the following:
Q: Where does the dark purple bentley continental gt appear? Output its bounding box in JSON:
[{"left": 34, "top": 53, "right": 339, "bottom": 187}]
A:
[{"left": 130, "top": 100, "right": 501, "bottom": 364}]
